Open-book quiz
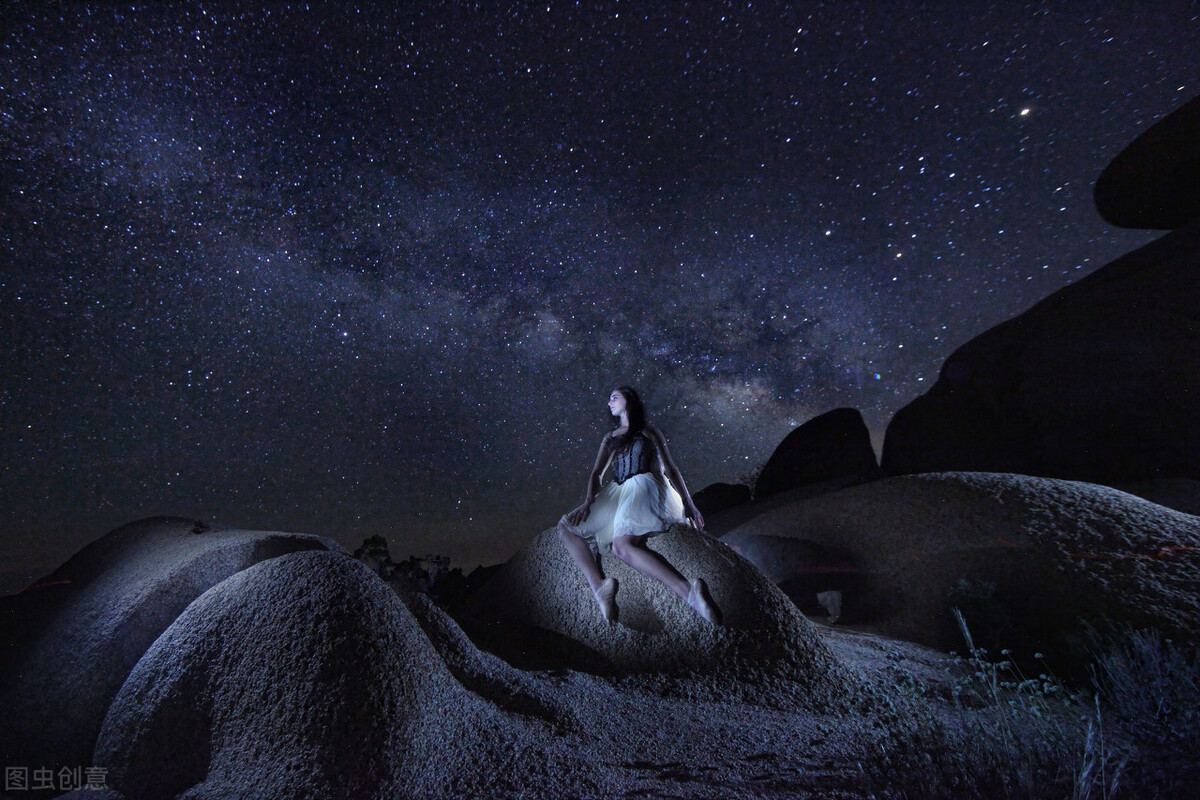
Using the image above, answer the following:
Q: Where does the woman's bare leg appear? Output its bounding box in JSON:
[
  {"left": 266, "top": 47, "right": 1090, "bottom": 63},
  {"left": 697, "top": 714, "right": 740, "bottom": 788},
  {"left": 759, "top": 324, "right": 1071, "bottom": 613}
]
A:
[
  {"left": 611, "top": 535, "right": 689, "bottom": 599},
  {"left": 557, "top": 521, "right": 604, "bottom": 591}
]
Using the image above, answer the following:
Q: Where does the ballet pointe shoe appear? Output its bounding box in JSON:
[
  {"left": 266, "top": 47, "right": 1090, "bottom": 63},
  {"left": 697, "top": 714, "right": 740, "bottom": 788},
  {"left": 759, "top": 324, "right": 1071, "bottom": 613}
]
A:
[
  {"left": 594, "top": 577, "right": 618, "bottom": 623},
  {"left": 687, "top": 578, "right": 722, "bottom": 625}
]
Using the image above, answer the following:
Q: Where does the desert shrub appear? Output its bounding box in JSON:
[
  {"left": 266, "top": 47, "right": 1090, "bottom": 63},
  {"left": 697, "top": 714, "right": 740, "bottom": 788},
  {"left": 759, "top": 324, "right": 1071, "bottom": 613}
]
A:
[
  {"left": 1088, "top": 627, "right": 1200, "bottom": 796},
  {"left": 862, "top": 610, "right": 1124, "bottom": 799}
]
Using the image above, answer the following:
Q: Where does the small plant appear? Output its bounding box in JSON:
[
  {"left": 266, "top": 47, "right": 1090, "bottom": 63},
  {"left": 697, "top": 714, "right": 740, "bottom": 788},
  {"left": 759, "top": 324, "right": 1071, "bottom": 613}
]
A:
[
  {"left": 947, "top": 577, "right": 1021, "bottom": 654},
  {"left": 1088, "top": 627, "right": 1200, "bottom": 796},
  {"left": 863, "top": 611, "right": 1123, "bottom": 799},
  {"left": 949, "top": 609, "right": 1106, "bottom": 798}
]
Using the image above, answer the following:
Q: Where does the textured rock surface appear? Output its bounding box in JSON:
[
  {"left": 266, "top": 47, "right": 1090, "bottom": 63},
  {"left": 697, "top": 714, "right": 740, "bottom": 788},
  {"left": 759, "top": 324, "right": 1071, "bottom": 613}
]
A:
[
  {"left": 882, "top": 216, "right": 1200, "bottom": 485},
  {"left": 89, "top": 548, "right": 875, "bottom": 799},
  {"left": 0, "top": 517, "right": 340, "bottom": 770},
  {"left": 16, "top": 511, "right": 1185, "bottom": 797},
  {"left": 1095, "top": 95, "right": 1200, "bottom": 230},
  {"left": 456, "top": 524, "right": 851, "bottom": 707},
  {"left": 723, "top": 473, "right": 1200, "bottom": 666},
  {"left": 1117, "top": 477, "right": 1200, "bottom": 517},
  {"left": 754, "top": 408, "right": 881, "bottom": 500},
  {"left": 94, "top": 551, "right": 532, "bottom": 800}
]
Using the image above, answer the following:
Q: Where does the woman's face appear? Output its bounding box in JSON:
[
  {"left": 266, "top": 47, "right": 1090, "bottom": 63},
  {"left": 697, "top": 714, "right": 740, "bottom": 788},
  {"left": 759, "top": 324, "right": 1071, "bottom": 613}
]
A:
[{"left": 608, "top": 389, "right": 627, "bottom": 418}]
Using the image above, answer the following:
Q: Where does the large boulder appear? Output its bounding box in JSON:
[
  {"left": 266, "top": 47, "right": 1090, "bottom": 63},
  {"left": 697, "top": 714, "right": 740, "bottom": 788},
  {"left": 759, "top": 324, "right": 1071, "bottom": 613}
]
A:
[
  {"left": 755, "top": 408, "right": 881, "bottom": 499},
  {"left": 882, "top": 215, "right": 1200, "bottom": 485},
  {"left": 722, "top": 472, "right": 1200, "bottom": 669},
  {"left": 93, "top": 550, "right": 519, "bottom": 799},
  {"left": 0, "top": 517, "right": 340, "bottom": 771},
  {"left": 692, "top": 481, "right": 752, "bottom": 515},
  {"left": 1117, "top": 477, "right": 1200, "bottom": 517},
  {"left": 1095, "top": 94, "right": 1200, "bottom": 230},
  {"left": 456, "top": 524, "right": 850, "bottom": 707},
  {"left": 883, "top": 98, "right": 1200, "bottom": 485}
]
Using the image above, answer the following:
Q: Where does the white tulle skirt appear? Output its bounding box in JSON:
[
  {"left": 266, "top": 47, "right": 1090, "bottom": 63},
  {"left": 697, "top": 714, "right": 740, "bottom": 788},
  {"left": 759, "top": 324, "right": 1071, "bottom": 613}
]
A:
[{"left": 560, "top": 472, "right": 687, "bottom": 553}]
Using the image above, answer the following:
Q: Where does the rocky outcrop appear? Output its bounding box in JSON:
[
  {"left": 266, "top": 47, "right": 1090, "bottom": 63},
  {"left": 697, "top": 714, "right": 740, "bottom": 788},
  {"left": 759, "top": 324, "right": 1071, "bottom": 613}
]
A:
[
  {"left": 755, "top": 408, "right": 881, "bottom": 500},
  {"left": 723, "top": 473, "right": 1200, "bottom": 669},
  {"left": 0, "top": 517, "right": 340, "bottom": 771},
  {"left": 883, "top": 98, "right": 1200, "bottom": 485},
  {"left": 882, "top": 216, "right": 1200, "bottom": 484},
  {"left": 1095, "top": 95, "right": 1200, "bottom": 230},
  {"left": 1117, "top": 477, "right": 1200, "bottom": 517},
  {"left": 94, "top": 550, "right": 536, "bottom": 799},
  {"left": 456, "top": 524, "right": 850, "bottom": 707},
  {"left": 692, "top": 481, "right": 752, "bottom": 515}
]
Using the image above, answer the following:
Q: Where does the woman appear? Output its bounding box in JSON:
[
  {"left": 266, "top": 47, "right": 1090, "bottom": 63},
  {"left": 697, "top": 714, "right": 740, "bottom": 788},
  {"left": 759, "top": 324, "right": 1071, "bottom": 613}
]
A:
[{"left": 557, "top": 386, "right": 721, "bottom": 625}]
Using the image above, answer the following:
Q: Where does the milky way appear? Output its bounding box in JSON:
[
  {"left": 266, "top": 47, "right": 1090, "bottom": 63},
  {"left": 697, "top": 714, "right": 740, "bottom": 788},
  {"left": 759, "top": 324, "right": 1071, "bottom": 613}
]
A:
[{"left": 2, "top": 1, "right": 1197, "bottom": 585}]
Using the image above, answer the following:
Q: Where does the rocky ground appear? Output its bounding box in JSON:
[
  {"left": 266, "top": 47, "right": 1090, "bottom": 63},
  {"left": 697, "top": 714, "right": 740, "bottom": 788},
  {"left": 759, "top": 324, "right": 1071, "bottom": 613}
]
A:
[{"left": 7, "top": 513, "right": 1178, "bottom": 800}]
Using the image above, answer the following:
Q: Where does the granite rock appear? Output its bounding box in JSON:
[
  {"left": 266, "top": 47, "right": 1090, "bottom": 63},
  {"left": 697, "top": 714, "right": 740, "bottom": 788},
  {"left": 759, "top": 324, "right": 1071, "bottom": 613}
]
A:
[
  {"left": 0, "top": 517, "right": 340, "bottom": 770},
  {"left": 882, "top": 216, "right": 1200, "bottom": 485},
  {"left": 723, "top": 472, "right": 1200, "bottom": 669},
  {"left": 456, "top": 524, "right": 851, "bottom": 708}
]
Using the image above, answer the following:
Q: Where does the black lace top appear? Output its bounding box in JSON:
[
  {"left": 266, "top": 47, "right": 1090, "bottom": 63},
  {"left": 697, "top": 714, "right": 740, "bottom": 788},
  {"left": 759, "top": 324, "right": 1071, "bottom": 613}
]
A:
[{"left": 608, "top": 430, "right": 656, "bottom": 484}]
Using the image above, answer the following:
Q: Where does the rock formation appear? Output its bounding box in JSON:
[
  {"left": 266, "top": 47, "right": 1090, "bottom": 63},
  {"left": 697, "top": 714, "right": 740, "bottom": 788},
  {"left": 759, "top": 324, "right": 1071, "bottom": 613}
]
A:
[
  {"left": 93, "top": 551, "right": 536, "bottom": 799},
  {"left": 456, "top": 524, "right": 851, "bottom": 707},
  {"left": 883, "top": 96, "right": 1200, "bottom": 485},
  {"left": 723, "top": 472, "right": 1200, "bottom": 669},
  {"left": 0, "top": 517, "right": 340, "bottom": 771},
  {"left": 755, "top": 408, "right": 881, "bottom": 500},
  {"left": 692, "top": 481, "right": 752, "bottom": 515},
  {"left": 1117, "top": 477, "right": 1200, "bottom": 517},
  {"left": 8, "top": 507, "right": 1192, "bottom": 798},
  {"left": 722, "top": 533, "right": 860, "bottom": 622},
  {"left": 1095, "top": 95, "right": 1200, "bottom": 230}
]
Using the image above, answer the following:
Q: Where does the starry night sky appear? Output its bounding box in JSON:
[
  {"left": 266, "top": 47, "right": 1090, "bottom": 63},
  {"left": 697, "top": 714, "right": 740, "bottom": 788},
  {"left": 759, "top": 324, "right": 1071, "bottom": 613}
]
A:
[{"left": 2, "top": 1, "right": 1197, "bottom": 589}]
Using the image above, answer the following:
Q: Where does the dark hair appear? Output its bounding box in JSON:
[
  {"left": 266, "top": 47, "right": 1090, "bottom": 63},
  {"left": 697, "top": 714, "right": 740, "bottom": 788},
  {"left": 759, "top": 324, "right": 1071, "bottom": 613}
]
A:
[{"left": 611, "top": 385, "right": 647, "bottom": 440}]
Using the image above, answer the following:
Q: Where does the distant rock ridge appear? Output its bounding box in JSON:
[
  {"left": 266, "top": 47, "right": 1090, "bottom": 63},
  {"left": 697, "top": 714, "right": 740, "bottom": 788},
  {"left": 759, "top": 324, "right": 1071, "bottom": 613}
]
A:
[
  {"left": 883, "top": 95, "right": 1200, "bottom": 485},
  {"left": 755, "top": 407, "right": 881, "bottom": 500},
  {"left": 692, "top": 407, "right": 880, "bottom": 523},
  {"left": 692, "top": 481, "right": 751, "bottom": 516},
  {"left": 883, "top": 212, "right": 1200, "bottom": 484}
]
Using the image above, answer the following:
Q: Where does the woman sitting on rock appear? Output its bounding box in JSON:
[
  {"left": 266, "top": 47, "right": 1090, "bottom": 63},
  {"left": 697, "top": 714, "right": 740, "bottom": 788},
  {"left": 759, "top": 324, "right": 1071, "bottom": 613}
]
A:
[{"left": 557, "top": 386, "right": 721, "bottom": 625}]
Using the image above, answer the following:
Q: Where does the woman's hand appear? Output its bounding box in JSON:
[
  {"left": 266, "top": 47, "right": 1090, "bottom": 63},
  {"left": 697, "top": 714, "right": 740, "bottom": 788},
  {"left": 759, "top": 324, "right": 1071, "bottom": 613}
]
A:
[
  {"left": 567, "top": 501, "right": 592, "bottom": 526},
  {"left": 685, "top": 502, "right": 705, "bottom": 531}
]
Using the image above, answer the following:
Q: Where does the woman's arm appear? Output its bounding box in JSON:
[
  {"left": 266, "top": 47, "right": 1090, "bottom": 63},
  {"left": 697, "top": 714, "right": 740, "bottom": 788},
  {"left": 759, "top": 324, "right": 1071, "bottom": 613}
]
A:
[
  {"left": 646, "top": 427, "right": 705, "bottom": 530},
  {"left": 567, "top": 435, "right": 613, "bottom": 525}
]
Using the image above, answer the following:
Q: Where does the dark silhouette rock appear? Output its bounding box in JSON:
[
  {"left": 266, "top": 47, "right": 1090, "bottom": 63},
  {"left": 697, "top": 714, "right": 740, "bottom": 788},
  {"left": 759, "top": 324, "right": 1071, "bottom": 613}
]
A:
[
  {"left": 883, "top": 216, "right": 1200, "bottom": 485},
  {"left": 456, "top": 524, "right": 852, "bottom": 707},
  {"left": 701, "top": 475, "right": 866, "bottom": 538},
  {"left": 0, "top": 517, "right": 340, "bottom": 772},
  {"left": 884, "top": 98, "right": 1200, "bottom": 486},
  {"left": 755, "top": 408, "right": 881, "bottom": 500},
  {"left": 1095, "top": 95, "right": 1200, "bottom": 230},
  {"left": 692, "top": 481, "right": 752, "bottom": 515},
  {"left": 723, "top": 472, "right": 1200, "bottom": 672}
]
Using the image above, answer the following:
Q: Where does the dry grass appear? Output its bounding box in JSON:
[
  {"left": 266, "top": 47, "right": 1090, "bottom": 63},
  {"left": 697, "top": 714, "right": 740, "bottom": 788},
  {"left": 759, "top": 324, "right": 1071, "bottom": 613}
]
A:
[
  {"left": 860, "top": 611, "right": 1126, "bottom": 799},
  {"left": 1087, "top": 626, "right": 1200, "bottom": 797}
]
